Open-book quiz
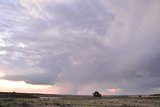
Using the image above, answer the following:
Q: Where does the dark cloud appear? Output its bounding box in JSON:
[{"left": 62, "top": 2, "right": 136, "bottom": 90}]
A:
[{"left": 0, "top": 0, "right": 160, "bottom": 94}]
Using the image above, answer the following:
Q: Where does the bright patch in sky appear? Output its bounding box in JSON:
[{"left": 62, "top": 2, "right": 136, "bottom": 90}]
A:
[
  {"left": 0, "top": 72, "right": 5, "bottom": 77},
  {"left": 107, "top": 88, "right": 120, "bottom": 93},
  {"left": 0, "top": 79, "right": 53, "bottom": 93}
]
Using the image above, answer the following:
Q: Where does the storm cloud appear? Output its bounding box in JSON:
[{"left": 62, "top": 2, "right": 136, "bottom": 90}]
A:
[{"left": 0, "top": 0, "right": 160, "bottom": 95}]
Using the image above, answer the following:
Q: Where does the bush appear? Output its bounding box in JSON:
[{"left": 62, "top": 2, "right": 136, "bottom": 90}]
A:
[
  {"left": 139, "top": 95, "right": 142, "bottom": 97},
  {"left": 92, "top": 91, "right": 102, "bottom": 97}
]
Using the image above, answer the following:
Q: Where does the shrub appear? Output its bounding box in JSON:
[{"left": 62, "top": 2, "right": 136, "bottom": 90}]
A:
[
  {"left": 139, "top": 95, "right": 142, "bottom": 97},
  {"left": 92, "top": 91, "right": 102, "bottom": 97}
]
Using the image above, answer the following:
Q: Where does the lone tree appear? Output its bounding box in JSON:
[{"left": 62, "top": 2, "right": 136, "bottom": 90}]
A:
[{"left": 92, "top": 91, "right": 102, "bottom": 97}]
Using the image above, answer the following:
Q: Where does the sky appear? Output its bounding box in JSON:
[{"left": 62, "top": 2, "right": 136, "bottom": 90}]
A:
[{"left": 0, "top": 0, "right": 160, "bottom": 95}]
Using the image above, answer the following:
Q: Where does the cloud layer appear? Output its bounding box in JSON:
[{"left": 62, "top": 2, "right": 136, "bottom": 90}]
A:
[{"left": 0, "top": 0, "right": 160, "bottom": 95}]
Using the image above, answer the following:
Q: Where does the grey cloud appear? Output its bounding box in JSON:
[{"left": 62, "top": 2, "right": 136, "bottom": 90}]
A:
[
  {"left": 0, "top": 0, "right": 160, "bottom": 94},
  {"left": 46, "top": 0, "right": 114, "bottom": 36},
  {"left": 1, "top": 0, "right": 114, "bottom": 85}
]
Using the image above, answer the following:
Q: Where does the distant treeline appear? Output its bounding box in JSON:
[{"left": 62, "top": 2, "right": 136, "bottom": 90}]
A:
[
  {"left": 151, "top": 94, "right": 160, "bottom": 97},
  {"left": 0, "top": 92, "right": 38, "bottom": 98}
]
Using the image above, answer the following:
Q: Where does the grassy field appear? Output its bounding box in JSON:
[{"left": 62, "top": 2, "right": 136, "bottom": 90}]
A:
[{"left": 0, "top": 92, "right": 159, "bottom": 107}]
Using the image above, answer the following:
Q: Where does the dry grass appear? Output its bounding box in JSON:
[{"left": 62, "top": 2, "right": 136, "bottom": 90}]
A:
[{"left": 0, "top": 93, "right": 159, "bottom": 107}]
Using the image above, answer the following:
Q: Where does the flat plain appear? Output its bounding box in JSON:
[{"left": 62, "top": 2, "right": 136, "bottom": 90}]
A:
[{"left": 0, "top": 92, "right": 159, "bottom": 107}]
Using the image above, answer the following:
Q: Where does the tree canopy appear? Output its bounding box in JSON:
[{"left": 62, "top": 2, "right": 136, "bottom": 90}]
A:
[{"left": 92, "top": 91, "right": 102, "bottom": 97}]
